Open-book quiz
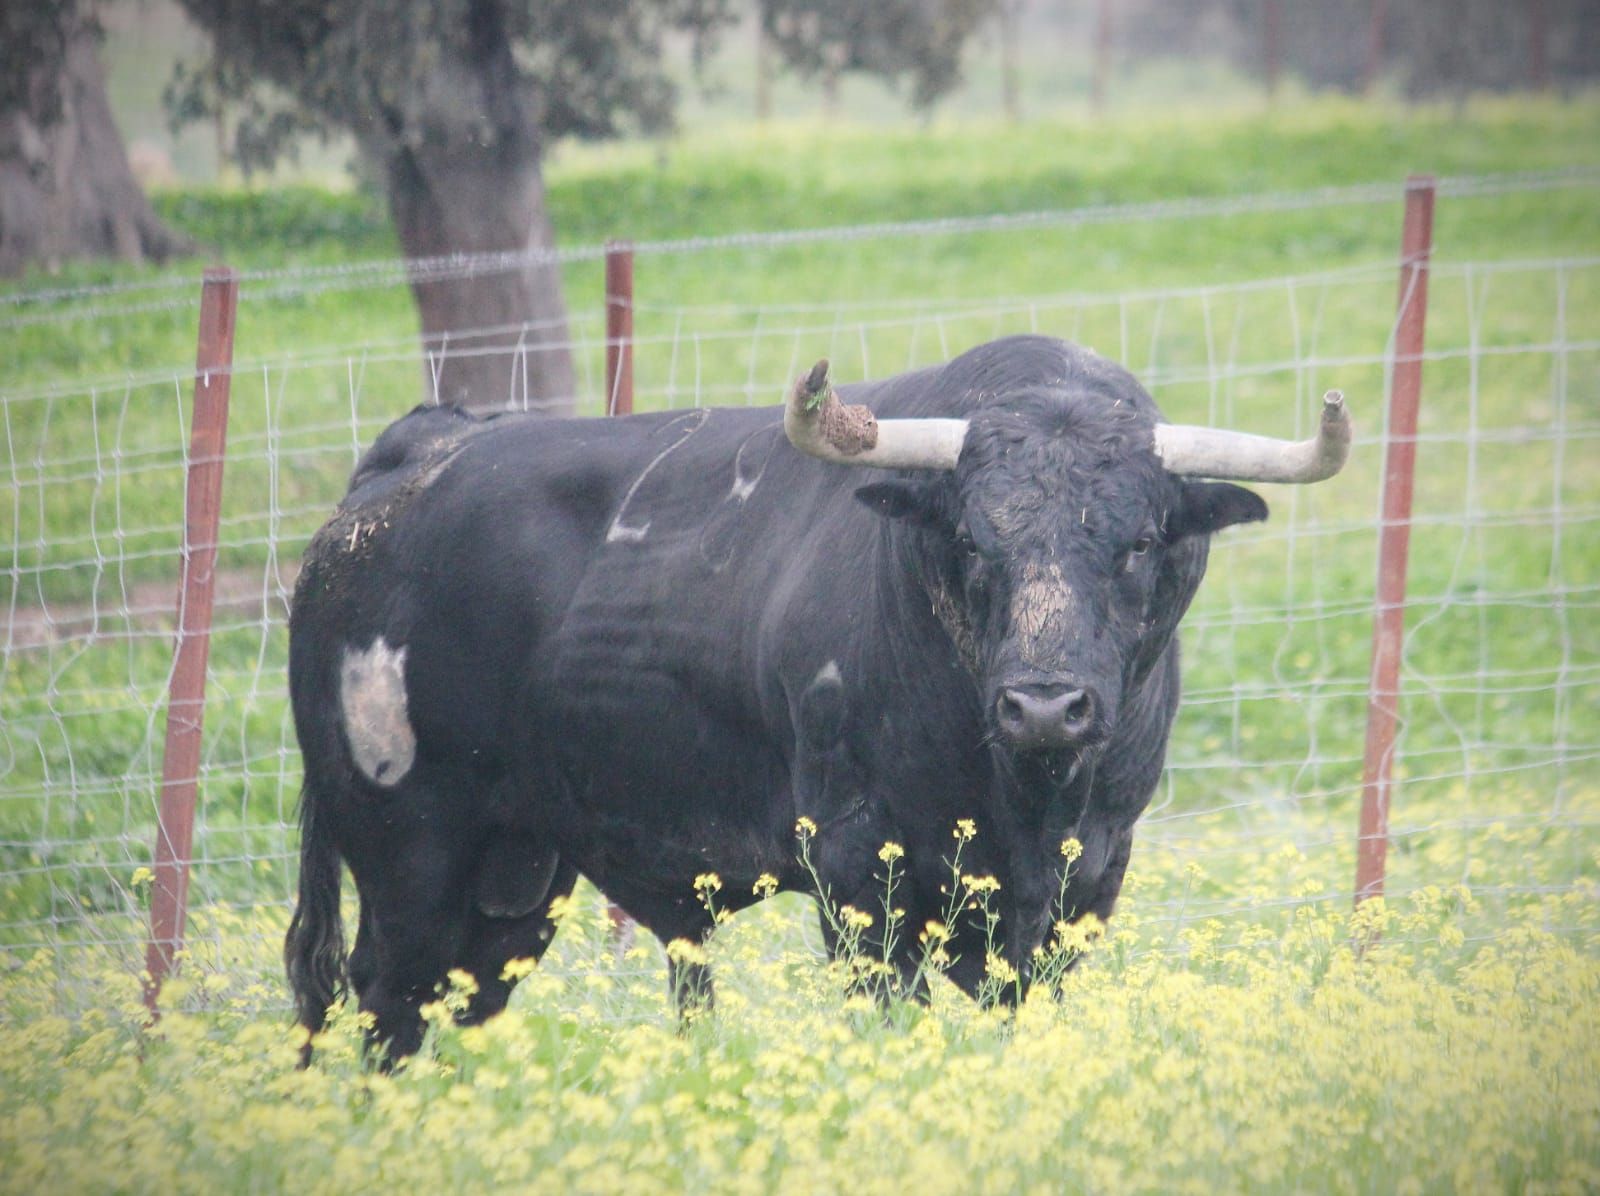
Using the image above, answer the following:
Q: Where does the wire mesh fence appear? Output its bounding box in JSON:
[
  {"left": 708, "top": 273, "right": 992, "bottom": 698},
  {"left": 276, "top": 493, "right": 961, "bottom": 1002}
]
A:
[{"left": 2, "top": 177, "right": 1596, "bottom": 1010}]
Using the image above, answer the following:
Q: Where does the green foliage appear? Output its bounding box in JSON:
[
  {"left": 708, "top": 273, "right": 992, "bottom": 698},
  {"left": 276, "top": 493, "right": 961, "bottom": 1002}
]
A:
[
  {"left": 763, "top": 0, "right": 996, "bottom": 108},
  {"left": 165, "top": 0, "right": 1002, "bottom": 172}
]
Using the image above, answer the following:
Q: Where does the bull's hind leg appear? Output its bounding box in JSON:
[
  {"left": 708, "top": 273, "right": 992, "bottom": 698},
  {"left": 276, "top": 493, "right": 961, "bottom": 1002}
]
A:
[
  {"left": 454, "top": 852, "right": 579, "bottom": 1026},
  {"left": 345, "top": 852, "right": 465, "bottom": 1065},
  {"left": 345, "top": 823, "right": 573, "bottom": 1065}
]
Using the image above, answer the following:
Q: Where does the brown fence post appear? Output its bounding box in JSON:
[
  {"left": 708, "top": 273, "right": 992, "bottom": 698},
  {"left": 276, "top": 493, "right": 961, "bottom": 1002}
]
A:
[
  {"left": 603, "top": 241, "right": 637, "bottom": 951},
  {"left": 605, "top": 240, "right": 634, "bottom": 416},
  {"left": 144, "top": 266, "right": 238, "bottom": 1014},
  {"left": 1355, "top": 176, "right": 1435, "bottom": 909}
]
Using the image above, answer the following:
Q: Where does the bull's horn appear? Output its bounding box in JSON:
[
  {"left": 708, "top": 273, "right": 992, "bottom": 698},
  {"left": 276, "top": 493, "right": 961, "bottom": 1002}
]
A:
[
  {"left": 1151, "top": 391, "right": 1353, "bottom": 483},
  {"left": 784, "top": 359, "right": 968, "bottom": 471}
]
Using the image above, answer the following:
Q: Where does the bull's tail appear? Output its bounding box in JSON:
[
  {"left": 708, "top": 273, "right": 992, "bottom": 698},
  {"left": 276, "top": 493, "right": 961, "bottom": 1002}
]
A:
[{"left": 284, "top": 778, "right": 345, "bottom": 1067}]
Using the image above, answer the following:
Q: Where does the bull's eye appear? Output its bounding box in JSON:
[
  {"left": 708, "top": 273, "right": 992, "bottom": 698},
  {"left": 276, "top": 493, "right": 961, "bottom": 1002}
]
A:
[{"left": 1124, "top": 537, "right": 1154, "bottom": 572}]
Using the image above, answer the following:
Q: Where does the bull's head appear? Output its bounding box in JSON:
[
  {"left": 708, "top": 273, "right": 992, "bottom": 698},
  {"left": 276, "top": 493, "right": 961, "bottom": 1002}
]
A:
[{"left": 785, "top": 353, "right": 1350, "bottom": 777}]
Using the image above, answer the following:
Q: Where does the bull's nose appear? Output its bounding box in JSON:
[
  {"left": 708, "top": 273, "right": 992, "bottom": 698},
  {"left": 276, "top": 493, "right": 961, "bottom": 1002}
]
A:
[{"left": 996, "top": 684, "right": 1096, "bottom": 749}]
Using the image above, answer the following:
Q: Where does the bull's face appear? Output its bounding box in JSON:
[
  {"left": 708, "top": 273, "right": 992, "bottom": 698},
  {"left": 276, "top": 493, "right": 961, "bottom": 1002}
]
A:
[{"left": 853, "top": 390, "right": 1268, "bottom": 770}]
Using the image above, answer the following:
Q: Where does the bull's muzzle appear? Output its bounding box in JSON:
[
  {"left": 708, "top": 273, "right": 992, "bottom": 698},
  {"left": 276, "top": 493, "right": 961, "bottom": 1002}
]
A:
[{"left": 995, "top": 681, "right": 1100, "bottom": 751}]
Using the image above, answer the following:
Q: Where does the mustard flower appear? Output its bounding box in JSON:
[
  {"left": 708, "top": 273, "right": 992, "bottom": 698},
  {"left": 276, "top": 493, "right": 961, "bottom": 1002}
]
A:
[
  {"left": 500, "top": 956, "right": 537, "bottom": 982},
  {"left": 840, "top": 905, "right": 874, "bottom": 930}
]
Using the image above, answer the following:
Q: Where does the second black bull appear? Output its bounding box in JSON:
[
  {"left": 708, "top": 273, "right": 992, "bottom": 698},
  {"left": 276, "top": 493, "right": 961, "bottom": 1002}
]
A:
[{"left": 285, "top": 335, "right": 1351, "bottom": 1059}]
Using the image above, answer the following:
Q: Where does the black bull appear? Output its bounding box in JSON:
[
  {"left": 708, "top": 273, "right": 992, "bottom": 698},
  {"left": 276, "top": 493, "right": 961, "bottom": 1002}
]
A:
[{"left": 285, "top": 335, "right": 1350, "bottom": 1060}]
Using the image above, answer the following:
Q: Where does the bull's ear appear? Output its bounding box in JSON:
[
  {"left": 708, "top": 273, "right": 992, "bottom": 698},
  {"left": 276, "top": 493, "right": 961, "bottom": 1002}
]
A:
[
  {"left": 1170, "top": 481, "right": 1269, "bottom": 540},
  {"left": 855, "top": 480, "right": 943, "bottom": 526}
]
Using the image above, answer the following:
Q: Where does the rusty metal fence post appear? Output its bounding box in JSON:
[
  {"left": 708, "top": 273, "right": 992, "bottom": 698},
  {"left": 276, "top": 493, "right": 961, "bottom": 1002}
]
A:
[
  {"left": 605, "top": 240, "right": 635, "bottom": 416},
  {"left": 604, "top": 242, "right": 638, "bottom": 950},
  {"left": 144, "top": 266, "right": 239, "bottom": 1014},
  {"left": 1355, "top": 176, "right": 1436, "bottom": 908}
]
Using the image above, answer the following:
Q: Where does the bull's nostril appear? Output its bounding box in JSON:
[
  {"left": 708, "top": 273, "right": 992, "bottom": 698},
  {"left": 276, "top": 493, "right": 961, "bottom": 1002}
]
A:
[
  {"left": 1062, "top": 689, "right": 1092, "bottom": 728},
  {"left": 997, "top": 690, "right": 1027, "bottom": 731}
]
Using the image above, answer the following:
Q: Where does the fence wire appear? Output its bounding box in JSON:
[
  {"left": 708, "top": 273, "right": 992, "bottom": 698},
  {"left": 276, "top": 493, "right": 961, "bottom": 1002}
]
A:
[{"left": 2, "top": 219, "right": 1596, "bottom": 1011}]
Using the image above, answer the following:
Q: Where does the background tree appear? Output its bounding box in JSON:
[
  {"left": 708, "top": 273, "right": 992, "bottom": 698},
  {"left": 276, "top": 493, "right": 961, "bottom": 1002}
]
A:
[
  {"left": 762, "top": 0, "right": 993, "bottom": 111},
  {"left": 1129, "top": 0, "right": 1600, "bottom": 100},
  {"left": 170, "top": 0, "right": 998, "bottom": 413},
  {"left": 0, "top": 0, "right": 194, "bottom": 278}
]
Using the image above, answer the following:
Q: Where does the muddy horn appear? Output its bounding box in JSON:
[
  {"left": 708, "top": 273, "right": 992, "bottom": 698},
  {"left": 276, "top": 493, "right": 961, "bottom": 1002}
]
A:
[
  {"left": 1151, "top": 391, "right": 1353, "bottom": 483},
  {"left": 784, "top": 359, "right": 968, "bottom": 471}
]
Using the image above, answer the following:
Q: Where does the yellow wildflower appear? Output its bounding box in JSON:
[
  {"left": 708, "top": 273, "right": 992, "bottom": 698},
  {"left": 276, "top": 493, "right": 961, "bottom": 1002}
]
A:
[
  {"left": 665, "top": 938, "right": 708, "bottom": 967},
  {"left": 500, "top": 956, "right": 537, "bottom": 982},
  {"left": 986, "top": 953, "right": 1018, "bottom": 985},
  {"left": 840, "top": 905, "right": 874, "bottom": 930}
]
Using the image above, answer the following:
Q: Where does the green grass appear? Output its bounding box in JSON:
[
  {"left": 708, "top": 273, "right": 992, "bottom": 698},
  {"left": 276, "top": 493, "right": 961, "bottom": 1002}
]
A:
[
  {"left": 3, "top": 93, "right": 1594, "bottom": 900},
  {"left": 1, "top": 95, "right": 1598, "bottom": 1192}
]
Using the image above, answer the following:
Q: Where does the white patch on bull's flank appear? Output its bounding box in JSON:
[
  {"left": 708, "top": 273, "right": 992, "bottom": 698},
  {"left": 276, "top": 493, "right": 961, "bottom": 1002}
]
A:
[
  {"left": 607, "top": 410, "right": 709, "bottom": 544},
  {"left": 816, "top": 660, "right": 842, "bottom": 686},
  {"left": 339, "top": 637, "right": 416, "bottom": 787},
  {"left": 1011, "top": 562, "right": 1075, "bottom": 661}
]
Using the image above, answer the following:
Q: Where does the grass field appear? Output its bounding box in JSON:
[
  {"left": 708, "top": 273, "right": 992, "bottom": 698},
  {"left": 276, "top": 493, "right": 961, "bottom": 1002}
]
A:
[{"left": 2, "top": 97, "right": 1599, "bottom": 1191}]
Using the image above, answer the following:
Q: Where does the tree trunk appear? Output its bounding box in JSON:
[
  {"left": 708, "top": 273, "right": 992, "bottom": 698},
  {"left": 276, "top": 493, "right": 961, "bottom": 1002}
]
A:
[
  {"left": 1364, "top": 0, "right": 1388, "bottom": 93},
  {"left": 379, "top": 139, "right": 577, "bottom": 415},
  {"left": 352, "top": 0, "right": 579, "bottom": 422},
  {"left": 999, "top": 0, "right": 1022, "bottom": 123},
  {"left": 0, "top": 17, "right": 194, "bottom": 278},
  {"left": 1091, "top": 0, "right": 1112, "bottom": 115},
  {"left": 1262, "top": 0, "right": 1282, "bottom": 100},
  {"left": 755, "top": 12, "right": 773, "bottom": 122}
]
